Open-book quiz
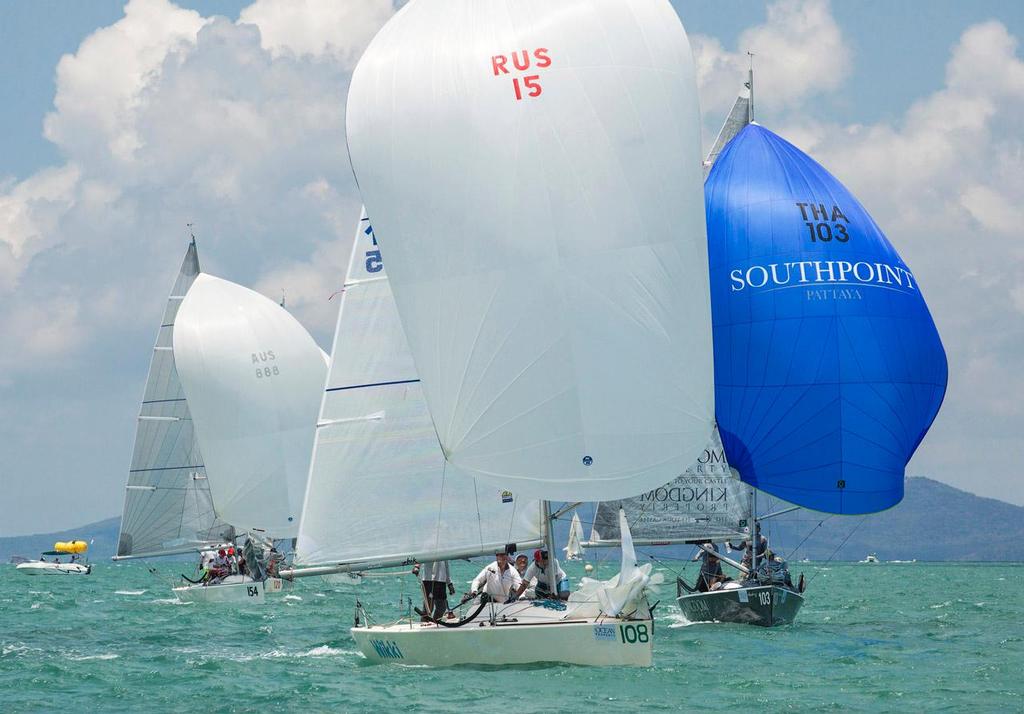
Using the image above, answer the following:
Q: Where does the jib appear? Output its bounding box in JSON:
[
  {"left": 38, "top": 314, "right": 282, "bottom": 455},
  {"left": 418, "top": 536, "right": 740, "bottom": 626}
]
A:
[{"left": 491, "top": 48, "right": 551, "bottom": 75}]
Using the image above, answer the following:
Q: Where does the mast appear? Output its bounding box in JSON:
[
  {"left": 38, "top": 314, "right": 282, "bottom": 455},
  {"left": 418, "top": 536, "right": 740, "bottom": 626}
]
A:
[
  {"left": 542, "top": 500, "right": 559, "bottom": 595},
  {"left": 747, "top": 52, "right": 755, "bottom": 122},
  {"left": 750, "top": 488, "right": 758, "bottom": 578}
]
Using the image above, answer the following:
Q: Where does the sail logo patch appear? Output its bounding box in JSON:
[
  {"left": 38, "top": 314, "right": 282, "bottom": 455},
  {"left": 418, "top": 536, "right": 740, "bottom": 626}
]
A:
[
  {"left": 369, "top": 639, "right": 404, "bottom": 659},
  {"left": 728, "top": 260, "right": 918, "bottom": 297},
  {"left": 501, "top": 490, "right": 514, "bottom": 504},
  {"left": 490, "top": 48, "right": 552, "bottom": 101}
]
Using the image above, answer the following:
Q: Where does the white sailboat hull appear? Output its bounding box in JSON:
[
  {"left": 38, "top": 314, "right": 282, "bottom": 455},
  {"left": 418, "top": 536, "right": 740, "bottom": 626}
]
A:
[
  {"left": 352, "top": 601, "right": 653, "bottom": 667},
  {"left": 16, "top": 562, "right": 91, "bottom": 576},
  {"left": 173, "top": 575, "right": 286, "bottom": 603}
]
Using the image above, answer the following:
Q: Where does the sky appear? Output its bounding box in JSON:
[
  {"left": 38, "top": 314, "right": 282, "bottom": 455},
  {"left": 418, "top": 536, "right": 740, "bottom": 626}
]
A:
[{"left": 1, "top": 0, "right": 1022, "bottom": 536}]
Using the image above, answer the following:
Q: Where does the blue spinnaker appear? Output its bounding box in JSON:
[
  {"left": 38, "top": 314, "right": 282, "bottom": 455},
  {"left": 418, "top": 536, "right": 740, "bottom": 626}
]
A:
[{"left": 706, "top": 124, "right": 947, "bottom": 514}]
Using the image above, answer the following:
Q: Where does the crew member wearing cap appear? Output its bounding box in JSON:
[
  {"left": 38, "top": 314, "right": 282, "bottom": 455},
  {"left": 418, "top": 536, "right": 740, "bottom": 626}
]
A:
[
  {"left": 470, "top": 551, "right": 523, "bottom": 603},
  {"left": 523, "top": 549, "right": 569, "bottom": 600}
]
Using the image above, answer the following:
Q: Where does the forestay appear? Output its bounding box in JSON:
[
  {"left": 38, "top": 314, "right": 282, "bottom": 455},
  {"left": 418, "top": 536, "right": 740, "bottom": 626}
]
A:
[
  {"left": 589, "top": 428, "right": 751, "bottom": 545},
  {"left": 116, "top": 241, "right": 231, "bottom": 559},
  {"left": 173, "top": 274, "right": 327, "bottom": 538},
  {"left": 295, "top": 211, "right": 542, "bottom": 568},
  {"left": 346, "top": 0, "right": 715, "bottom": 502},
  {"left": 706, "top": 125, "right": 948, "bottom": 514}
]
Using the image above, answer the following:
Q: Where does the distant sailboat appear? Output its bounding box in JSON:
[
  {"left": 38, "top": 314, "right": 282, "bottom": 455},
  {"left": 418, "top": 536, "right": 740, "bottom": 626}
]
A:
[
  {"left": 114, "top": 240, "right": 233, "bottom": 564},
  {"left": 171, "top": 272, "right": 328, "bottom": 602},
  {"left": 564, "top": 512, "right": 584, "bottom": 561},
  {"left": 331, "top": 0, "right": 713, "bottom": 666}
]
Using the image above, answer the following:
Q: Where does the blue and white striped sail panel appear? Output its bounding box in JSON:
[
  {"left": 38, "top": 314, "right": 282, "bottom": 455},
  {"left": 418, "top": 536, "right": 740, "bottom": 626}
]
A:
[{"left": 705, "top": 124, "right": 948, "bottom": 515}]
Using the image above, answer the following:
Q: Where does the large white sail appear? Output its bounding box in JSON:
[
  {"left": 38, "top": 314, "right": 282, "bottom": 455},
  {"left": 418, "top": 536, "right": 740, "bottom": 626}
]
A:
[
  {"left": 295, "top": 211, "right": 542, "bottom": 568},
  {"left": 173, "top": 274, "right": 327, "bottom": 539},
  {"left": 346, "top": 0, "right": 715, "bottom": 502},
  {"left": 589, "top": 428, "right": 752, "bottom": 546},
  {"left": 116, "top": 241, "right": 232, "bottom": 559}
]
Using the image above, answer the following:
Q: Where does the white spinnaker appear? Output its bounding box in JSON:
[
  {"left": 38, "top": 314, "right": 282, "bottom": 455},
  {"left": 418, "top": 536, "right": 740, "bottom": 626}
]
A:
[
  {"left": 295, "top": 211, "right": 542, "bottom": 567},
  {"left": 116, "top": 241, "right": 231, "bottom": 558},
  {"left": 173, "top": 274, "right": 327, "bottom": 539},
  {"left": 589, "top": 428, "right": 752, "bottom": 545},
  {"left": 346, "top": 0, "right": 714, "bottom": 501}
]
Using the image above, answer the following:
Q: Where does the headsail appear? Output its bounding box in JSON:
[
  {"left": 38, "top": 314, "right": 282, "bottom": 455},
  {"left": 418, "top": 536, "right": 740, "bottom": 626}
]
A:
[
  {"left": 173, "top": 274, "right": 327, "bottom": 538},
  {"left": 116, "top": 241, "right": 231, "bottom": 559},
  {"left": 704, "top": 71, "right": 753, "bottom": 177},
  {"left": 346, "top": 0, "right": 714, "bottom": 502},
  {"left": 706, "top": 124, "right": 948, "bottom": 514},
  {"left": 294, "top": 211, "right": 542, "bottom": 569},
  {"left": 589, "top": 428, "right": 752, "bottom": 545}
]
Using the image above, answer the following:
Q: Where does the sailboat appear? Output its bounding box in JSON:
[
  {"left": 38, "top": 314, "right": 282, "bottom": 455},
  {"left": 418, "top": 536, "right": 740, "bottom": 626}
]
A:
[
  {"left": 302, "top": 0, "right": 714, "bottom": 666},
  {"left": 113, "top": 239, "right": 328, "bottom": 603},
  {"left": 170, "top": 271, "right": 328, "bottom": 603},
  {"left": 588, "top": 428, "right": 805, "bottom": 627},
  {"left": 114, "top": 240, "right": 234, "bottom": 565},
  {"left": 680, "top": 73, "right": 945, "bottom": 622},
  {"left": 564, "top": 512, "right": 585, "bottom": 561}
]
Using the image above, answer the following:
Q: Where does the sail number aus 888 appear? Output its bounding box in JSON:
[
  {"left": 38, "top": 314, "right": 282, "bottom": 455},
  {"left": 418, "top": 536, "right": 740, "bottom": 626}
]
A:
[
  {"left": 256, "top": 366, "right": 280, "bottom": 379},
  {"left": 619, "top": 623, "right": 649, "bottom": 644}
]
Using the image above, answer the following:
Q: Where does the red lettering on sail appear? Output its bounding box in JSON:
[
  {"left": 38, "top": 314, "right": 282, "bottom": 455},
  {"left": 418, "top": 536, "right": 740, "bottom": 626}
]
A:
[{"left": 490, "top": 47, "right": 553, "bottom": 101}]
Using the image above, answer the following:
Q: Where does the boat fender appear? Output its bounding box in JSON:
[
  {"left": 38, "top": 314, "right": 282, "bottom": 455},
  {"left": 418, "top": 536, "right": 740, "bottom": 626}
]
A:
[{"left": 798, "top": 573, "right": 805, "bottom": 593}]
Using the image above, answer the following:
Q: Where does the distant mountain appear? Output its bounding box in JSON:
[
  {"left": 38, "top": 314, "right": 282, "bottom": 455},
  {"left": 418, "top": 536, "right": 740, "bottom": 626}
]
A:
[
  {"left": 4, "top": 477, "right": 1020, "bottom": 563},
  {"left": 552, "top": 477, "right": 1023, "bottom": 562},
  {"left": 1, "top": 517, "right": 120, "bottom": 562}
]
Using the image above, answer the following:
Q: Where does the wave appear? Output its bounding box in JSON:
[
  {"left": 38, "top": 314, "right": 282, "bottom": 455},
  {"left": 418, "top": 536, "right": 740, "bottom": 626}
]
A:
[{"left": 114, "top": 590, "right": 147, "bottom": 596}]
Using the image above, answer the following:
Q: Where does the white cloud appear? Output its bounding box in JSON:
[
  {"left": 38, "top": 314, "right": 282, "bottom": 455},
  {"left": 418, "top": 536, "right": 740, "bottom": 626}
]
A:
[
  {"left": 693, "top": 0, "right": 851, "bottom": 129},
  {"left": 239, "top": 0, "right": 394, "bottom": 66}
]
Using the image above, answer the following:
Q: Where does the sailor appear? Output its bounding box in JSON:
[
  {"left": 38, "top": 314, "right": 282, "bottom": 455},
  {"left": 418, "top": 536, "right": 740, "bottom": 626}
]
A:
[
  {"left": 417, "top": 561, "right": 455, "bottom": 621},
  {"left": 727, "top": 529, "right": 770, "bottom": 574},
  {"left": 692, "top": 542, "right": 725, "bottom": 592},
  {"left": 470, "top": 551, "right": 522, "bottom": 603},
  {"left": 514, "top": 554, "right": 529, "bottom": 578},
  {"left": 522, "top": 549, "right": 569, "bottom": 600}
]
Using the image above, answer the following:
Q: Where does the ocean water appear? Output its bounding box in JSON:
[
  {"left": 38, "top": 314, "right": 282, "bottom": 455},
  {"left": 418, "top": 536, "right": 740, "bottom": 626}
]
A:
[{"left": 1, "top": 560, "right": 1021, "bottom": 712}]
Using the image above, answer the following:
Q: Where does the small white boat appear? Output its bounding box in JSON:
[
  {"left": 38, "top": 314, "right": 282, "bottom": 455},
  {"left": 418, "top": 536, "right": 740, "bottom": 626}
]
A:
[
  {"left": 16, "top": 560, "right": 91, "bottom": 576},
  {"left": 860, "top": 553, "right": 880, "bottom": 563},
  {"left": 17, "top": 541, "right": 92, "bottom": 576},
  {"left": 173, "top": 574, "right": 286, "bottom": 603}
]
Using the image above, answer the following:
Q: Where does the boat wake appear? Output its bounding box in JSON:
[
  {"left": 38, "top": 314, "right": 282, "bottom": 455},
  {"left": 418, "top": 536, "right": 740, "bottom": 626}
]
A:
[{"left": 114, "top": 590, "right": 147, "bottom": 596}]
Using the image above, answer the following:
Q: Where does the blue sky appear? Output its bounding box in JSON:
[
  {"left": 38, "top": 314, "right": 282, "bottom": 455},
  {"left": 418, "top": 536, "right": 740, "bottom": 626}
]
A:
[{"left": 1, "top": 0, "right": 1023, "bottom": 535}]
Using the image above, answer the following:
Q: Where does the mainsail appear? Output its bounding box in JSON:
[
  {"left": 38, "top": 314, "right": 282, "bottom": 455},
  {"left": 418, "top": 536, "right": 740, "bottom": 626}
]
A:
[
  {"left": 589, "top": 428, "right": 752, "bottom": 545},
  {"left": 345, "top": 0, "right": 715, "bottom": 502},
  {"left": 295, "top": 211, "right": 542, "bottom": 569},
  {"left": 116, "top": 241, "right": 231, "bottom": 559},
  {"left": 173, "top": 274, "right": 327, "bottom": 538},
  {"left": 706, "top": 124, "right": 948, "bottom": 514},
  {"left": 564, "top": 512, "right": 584, "bottom": 560}
]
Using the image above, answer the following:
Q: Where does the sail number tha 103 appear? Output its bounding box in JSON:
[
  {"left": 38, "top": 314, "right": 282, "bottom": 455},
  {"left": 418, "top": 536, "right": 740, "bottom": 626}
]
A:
[
  {"left": 797, "top": 201, "right": 850, "bottom": 243},
  {"left": 491, "top": 48, "right": 552, "bottom": 101}
]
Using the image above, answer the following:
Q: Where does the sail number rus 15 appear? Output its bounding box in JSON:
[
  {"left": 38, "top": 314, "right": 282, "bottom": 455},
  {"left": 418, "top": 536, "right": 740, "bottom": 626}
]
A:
[{"left": 491, "top": 48, "right": 552, "bottom": 101}]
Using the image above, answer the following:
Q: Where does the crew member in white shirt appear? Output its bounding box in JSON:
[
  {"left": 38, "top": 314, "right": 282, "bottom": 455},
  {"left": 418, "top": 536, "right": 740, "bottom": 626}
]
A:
[
  {"left": 523, "top": 549, "right": 569, "bottom": 600},
  {"left": 470, "top": 551, "right": 523, "bottom": 603}
]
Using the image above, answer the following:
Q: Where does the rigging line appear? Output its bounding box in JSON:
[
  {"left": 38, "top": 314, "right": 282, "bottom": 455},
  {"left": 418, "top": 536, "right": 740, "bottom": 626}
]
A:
[
  {"left": 636, "top": 550, "right": 686, "bottom": 579},
  {"left": 807, "top": 516, "right": 868, "bottom": 586},
  {"left": 787, "top": 514, "right": 834, "bottom": 561}
]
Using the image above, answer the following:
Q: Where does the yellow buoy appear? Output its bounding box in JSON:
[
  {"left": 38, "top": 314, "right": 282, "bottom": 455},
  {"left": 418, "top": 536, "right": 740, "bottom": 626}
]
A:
[{"left": 54, "top": 541, "right": 88, "bottom": 554}]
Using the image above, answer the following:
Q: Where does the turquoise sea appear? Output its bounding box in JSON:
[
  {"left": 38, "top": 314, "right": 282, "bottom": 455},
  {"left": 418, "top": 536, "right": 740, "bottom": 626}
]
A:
[{"left": 1, "top": 560, "right": 1021, "bottom": 712}]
